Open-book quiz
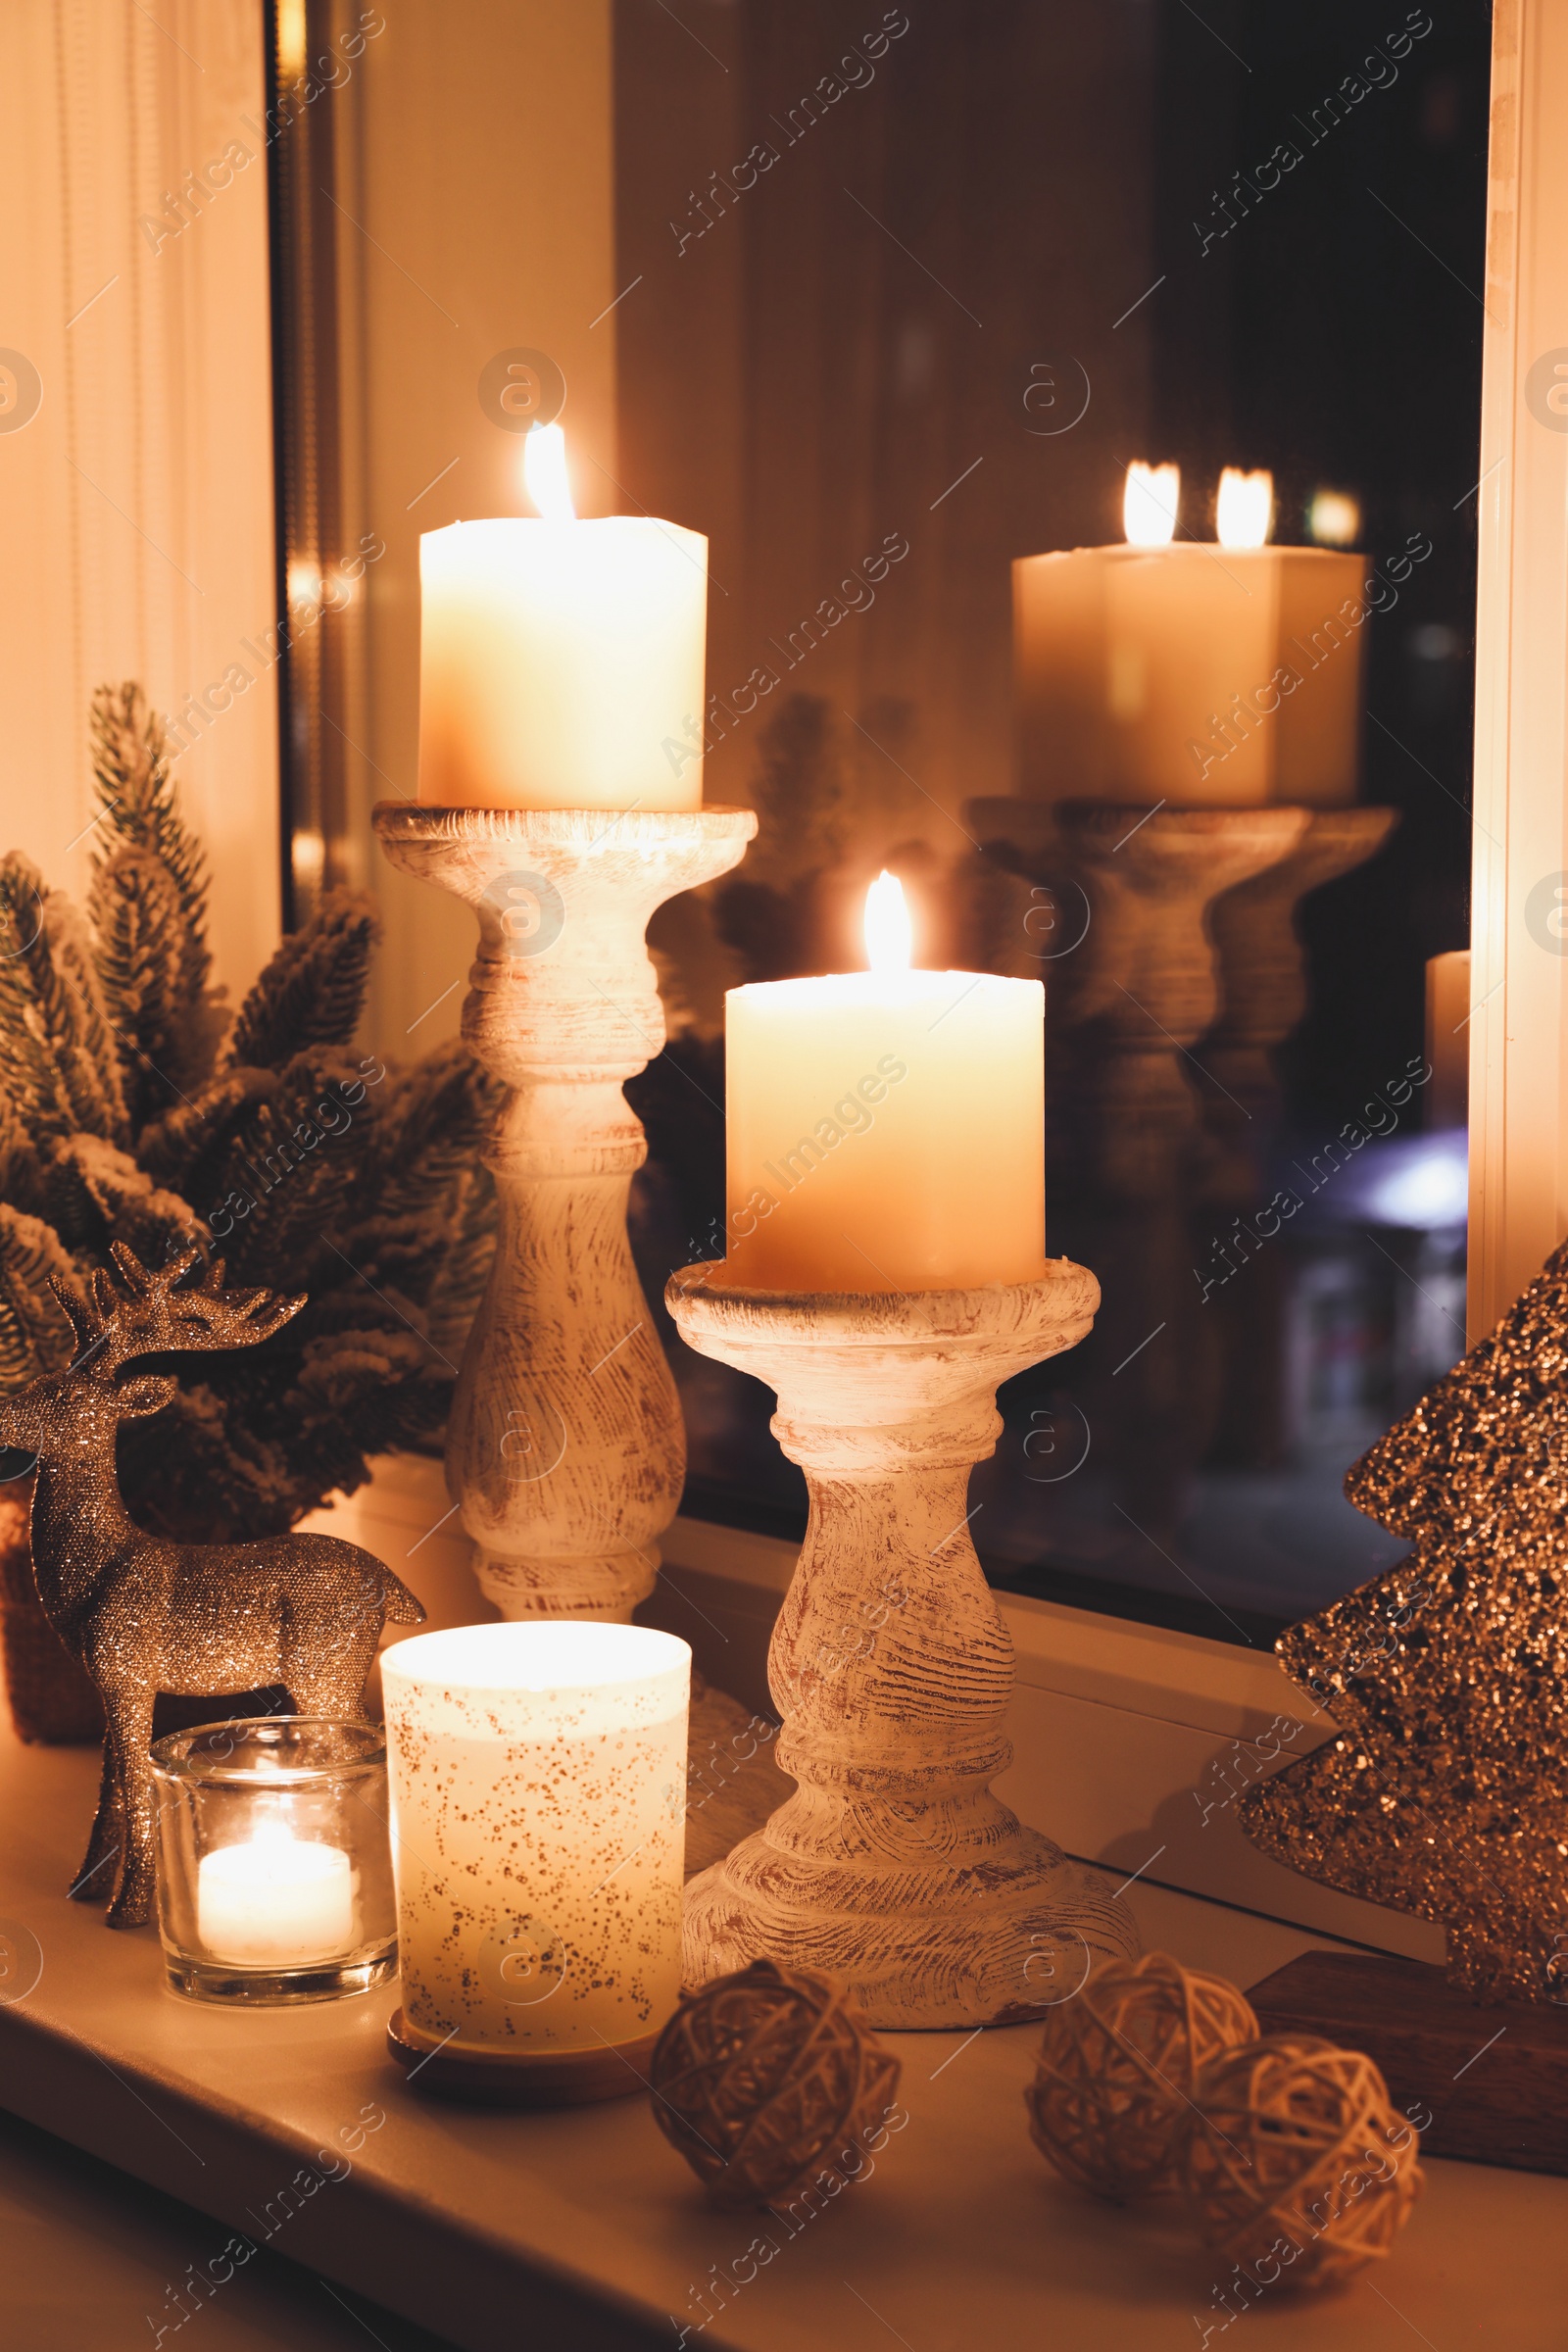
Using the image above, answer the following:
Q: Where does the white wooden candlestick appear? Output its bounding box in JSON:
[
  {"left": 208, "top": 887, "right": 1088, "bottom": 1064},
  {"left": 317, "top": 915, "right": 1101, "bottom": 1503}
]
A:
[
  {"left": 665, "top": 1263, "right": 1140, "bottom": 2028},
  {"left": 374, "top": 803, "right": 755, "bottom": 1621}
]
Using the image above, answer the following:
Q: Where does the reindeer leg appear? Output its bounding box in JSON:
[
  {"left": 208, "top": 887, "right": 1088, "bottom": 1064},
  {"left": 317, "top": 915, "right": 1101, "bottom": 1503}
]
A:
[
  {"left": 70, "top": 1728, "right": 126, "bottom": 1905},
  {"left": 103, "top": 1690, "right": 159, "bottom": 1930},
  {"left": 285, "top": 1627, "right": 378, "bottom": 1724}
]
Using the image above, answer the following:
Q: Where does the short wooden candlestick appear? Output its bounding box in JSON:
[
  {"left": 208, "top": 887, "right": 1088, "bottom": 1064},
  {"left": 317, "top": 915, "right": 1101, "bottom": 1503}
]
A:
[
  {"left": 665, "top": 1264, "right": 1140, "bottom": 2028},
  {"left": 373, "top": 803, "right": 756, "bottom": 1621}
]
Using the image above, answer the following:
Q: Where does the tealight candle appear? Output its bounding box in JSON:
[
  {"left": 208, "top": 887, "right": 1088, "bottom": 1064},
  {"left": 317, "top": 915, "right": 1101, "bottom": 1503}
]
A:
[
  {"left": 381, "top": 1623, "right": 691, "bottom": 2065},
  {"left": 197, "top": 1823, "right": 355, "bottom": 1966},
  {"left": 416, "top": 424, "right": 707, "bottom": 811},
  {"left": 150, "top": 1718, "right": 397, "bottom": 2004},
  {"left": 722, "top": 872, "right": 1045, "bottom": 1291}
]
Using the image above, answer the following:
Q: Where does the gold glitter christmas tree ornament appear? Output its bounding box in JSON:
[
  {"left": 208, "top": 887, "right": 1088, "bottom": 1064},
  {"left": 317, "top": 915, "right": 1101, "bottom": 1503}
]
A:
[{"left": 1241, "top": 1236, "right": 1568, "bottom": 2003}]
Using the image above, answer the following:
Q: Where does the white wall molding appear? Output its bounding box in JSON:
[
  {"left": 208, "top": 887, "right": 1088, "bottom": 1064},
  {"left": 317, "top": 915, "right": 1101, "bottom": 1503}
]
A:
[{"left": 1468, "top": 0, "right": 1568, "bottom": 1335}]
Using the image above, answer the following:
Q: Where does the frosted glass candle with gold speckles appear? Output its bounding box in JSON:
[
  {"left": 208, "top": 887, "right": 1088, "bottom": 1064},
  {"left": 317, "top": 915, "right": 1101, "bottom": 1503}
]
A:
[{"left": 381, "top": 1623, "right": 690, "bottom": 2055}]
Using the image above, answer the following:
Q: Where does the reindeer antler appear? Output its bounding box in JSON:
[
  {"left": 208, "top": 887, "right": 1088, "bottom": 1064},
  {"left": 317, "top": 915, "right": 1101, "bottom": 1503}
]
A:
[{"left": 46, "top": 1242, "right": 306, "bottom": 1377}]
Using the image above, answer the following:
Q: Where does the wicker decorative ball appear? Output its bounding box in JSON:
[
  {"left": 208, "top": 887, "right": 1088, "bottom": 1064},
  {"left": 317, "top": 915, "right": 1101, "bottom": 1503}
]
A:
[
  {"left": 649, "top": 1958, "right": 903, "bottom": 2210},
  {"left": 1024, "top": 1951, "right": 1258, "bottom": 2198},
  {"left": 1177, "top": 2034, "right": 1423, "bottom": 2288}
]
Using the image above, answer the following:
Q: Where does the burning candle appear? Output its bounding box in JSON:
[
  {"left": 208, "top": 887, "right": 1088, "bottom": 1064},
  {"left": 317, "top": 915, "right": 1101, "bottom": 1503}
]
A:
[
  {"left": 416, "top": 424, "right": 707, "bottom": 811},
  {"left": 196, "top": 1822, "right": 355, "bottom": 1966},
  {"left": 1426, "top": 950, "right": 1470, "bottom": 1131},
  {"left": 381, "top": 1623, "right": 690, "bottom": 2057},
  {"left": 1123, "top": 460, "right": 1180, "bottom": 547},
  {"left": 722, "top": 873, "right": 1046, "bottom": 1291},
  {"left": 1014, "top": 461, "right": 1367, "bottom": 806},
  {"left": 1215, "top": 466, "right": 1274, "bottom": 549}
]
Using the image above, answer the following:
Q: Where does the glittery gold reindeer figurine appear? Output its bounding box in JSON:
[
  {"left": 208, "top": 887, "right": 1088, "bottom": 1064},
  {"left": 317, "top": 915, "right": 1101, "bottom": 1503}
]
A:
[{"left": 0, "top": 1242, "right": 424, "bottom": 1928}]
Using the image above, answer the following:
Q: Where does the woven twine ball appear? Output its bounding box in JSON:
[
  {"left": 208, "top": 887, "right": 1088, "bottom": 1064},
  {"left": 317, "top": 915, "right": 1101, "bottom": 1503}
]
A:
[
  {"left": 649, "top": 1958, "right": 902, "bottom": 2210},
  {"left": 1177, "top": 2034, "right": 1423, "bottom": 2289},
  {"left": 1023, "top": 1951, "right": 1259, "bottom": 2198}
]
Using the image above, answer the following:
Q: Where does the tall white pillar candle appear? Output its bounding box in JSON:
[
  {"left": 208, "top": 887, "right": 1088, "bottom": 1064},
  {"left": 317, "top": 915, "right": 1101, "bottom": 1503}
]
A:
[{"left": 417, "top": 422, "right": 706, "bottom": 812}]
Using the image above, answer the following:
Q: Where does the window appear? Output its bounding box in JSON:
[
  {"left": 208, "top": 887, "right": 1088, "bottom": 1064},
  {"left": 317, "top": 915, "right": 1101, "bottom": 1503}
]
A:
[
  {"left": 269, "top": 2, "right": 1525, "bottom": 1649},
  {"left": 611, "top": 2, "right": 1492, "bottom": 1642}
]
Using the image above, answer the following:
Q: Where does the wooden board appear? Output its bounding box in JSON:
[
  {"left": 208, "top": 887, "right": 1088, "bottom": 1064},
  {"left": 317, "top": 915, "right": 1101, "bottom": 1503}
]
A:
[
  {"left": 1248, "top": 1950, "right": 1568, "bottom": 2178},
  {"left": 4, "top": 1717, "right": 1566, "bottom": 2352}
]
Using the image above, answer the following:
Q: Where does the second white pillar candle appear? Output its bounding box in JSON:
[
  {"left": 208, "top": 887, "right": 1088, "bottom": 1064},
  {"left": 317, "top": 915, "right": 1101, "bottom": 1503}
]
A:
[{"left": 723, "top": 881, "right": 1046, "bottom": 1292}]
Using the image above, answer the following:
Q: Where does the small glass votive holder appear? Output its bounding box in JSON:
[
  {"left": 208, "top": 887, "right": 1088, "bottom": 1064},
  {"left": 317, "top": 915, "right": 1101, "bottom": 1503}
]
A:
[{"left": 150, "top": 1717, "right": 397, "bottom": 2005}]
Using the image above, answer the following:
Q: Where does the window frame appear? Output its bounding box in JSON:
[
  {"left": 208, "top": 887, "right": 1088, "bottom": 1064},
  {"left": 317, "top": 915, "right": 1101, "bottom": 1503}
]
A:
[{"left": 1467, "top": 0, "right": 1568, "bottom": 1340}]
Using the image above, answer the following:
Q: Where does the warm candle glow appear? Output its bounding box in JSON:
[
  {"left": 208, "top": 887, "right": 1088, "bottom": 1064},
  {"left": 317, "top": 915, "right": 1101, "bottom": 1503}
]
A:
[
  {"left": 725, "top": 869, "right": 1045, "bottom": 1290},
  {"left": 864, "top": 870, "right": 912, "bottom": 973},
  {"left": 1216, "top": 467, "right": 1274, "bottom": 549},
  {"left": 196, "top": 1821, "right": 355, "bottom": 1966},
  {"left": 523, "top": 421, "right": 576, "bottom": 521},
  {"left": 1308, "top": 487, "right": 1362, "bottom": 548},
  {"left": 275, "top": 0, "right": 306, "bottom": 74},
  {"left": 286, "top": 558, "right": 322, "bottom": 611},
  {"left": 1123, "top": 462, "right": 1180, "bottom": 548},
  {"left": 382, "top": 1623, "right": 691, "bottom": 2055}
]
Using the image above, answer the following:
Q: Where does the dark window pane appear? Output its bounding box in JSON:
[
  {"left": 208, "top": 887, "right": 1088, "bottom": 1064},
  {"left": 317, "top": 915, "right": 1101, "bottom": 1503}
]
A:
[{"left": 617, "top": 0, "right": 1486, "bottom": 1641}]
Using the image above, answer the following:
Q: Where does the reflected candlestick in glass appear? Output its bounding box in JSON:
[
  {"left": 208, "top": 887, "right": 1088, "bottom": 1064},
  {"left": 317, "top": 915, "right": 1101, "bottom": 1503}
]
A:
[{"left": 1014, "top": 462, "right": 1369, "bottom": 808}]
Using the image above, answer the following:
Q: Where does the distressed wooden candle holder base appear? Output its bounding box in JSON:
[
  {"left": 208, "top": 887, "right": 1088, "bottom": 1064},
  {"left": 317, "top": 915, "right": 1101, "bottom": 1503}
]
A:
[
  {"left": 665, "top": 1264, "right": 1141, "bottom": 2029},
  {"left": 374, "top": 803, "right": 756, "bottom": 1622}
]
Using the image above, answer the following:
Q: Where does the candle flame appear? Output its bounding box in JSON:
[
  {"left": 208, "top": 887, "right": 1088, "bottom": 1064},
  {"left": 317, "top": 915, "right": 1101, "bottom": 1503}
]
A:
[
  {"left": 1216, "top": 466, "right": 1273, "bottom": 549},
  {"left": 275, "top": 0, "right": 306, "bottom": 74},
  {"left": 286, "top": 558, "right": 322, "bottom": 612},
  {"left": 523, "top": 421, "right": 576, "bottom": 521},
  {"left": 1123, "top": 462, "right": 1179, "bottom": 548},
  {"left": 864, "top": 870, "right": 911, "bottom": 973}
]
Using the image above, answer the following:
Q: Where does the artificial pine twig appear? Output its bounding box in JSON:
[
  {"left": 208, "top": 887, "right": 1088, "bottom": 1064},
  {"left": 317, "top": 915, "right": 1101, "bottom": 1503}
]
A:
[
  {"left": 222, "top": 893, "right": 377, "bottom": 1070},
  {"left": 0, "top": 683, "right": 496, "bottom": 1542}
]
